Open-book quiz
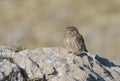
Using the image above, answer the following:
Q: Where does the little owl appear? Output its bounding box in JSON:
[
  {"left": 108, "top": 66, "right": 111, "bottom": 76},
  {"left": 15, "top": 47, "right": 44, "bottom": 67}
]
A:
[{"left": 64, "top": 26, "right": 88, "bottom": 54}]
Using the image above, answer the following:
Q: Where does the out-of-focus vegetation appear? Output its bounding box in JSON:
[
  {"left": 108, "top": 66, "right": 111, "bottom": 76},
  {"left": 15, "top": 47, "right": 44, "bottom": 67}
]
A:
[{"left": 0, "top": 0, "right": 120, "bottom": 64}]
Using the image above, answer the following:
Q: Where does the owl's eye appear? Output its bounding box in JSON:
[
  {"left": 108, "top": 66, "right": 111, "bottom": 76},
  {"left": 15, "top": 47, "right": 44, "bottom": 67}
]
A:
[{"left": 73, "top": 30, "right": 77, "bottom": 33}]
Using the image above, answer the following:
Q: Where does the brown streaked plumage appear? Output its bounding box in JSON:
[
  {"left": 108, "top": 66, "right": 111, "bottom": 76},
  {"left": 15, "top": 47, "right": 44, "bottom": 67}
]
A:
[{"left": 64, "top": 26, "right": 88, "bottom": 54}]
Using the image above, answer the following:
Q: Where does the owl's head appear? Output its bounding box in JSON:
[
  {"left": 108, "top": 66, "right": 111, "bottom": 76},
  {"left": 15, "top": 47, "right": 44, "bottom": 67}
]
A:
[{"left": 65, "top": 26, "right": 79, "bottom": 34}]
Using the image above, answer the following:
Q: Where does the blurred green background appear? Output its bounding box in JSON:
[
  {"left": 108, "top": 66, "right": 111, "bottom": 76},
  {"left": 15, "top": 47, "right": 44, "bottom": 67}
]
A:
[{"left": 0, "top": 0, "right": 120, "bottom": 64}]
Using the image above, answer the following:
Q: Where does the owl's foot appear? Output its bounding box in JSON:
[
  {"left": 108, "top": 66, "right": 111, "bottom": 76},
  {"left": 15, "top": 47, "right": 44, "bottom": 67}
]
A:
[
  {"left": 67, "top": 51, "right": 72, "bottom": 53},
  {"left": 74, "top": 51, "right": 81, "bottom": 55}
]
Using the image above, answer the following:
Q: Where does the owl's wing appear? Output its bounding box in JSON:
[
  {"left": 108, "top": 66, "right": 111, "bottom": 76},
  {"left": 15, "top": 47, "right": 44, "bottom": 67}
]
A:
[
  {"left": 75, "top": 34, "right": 88, "bottom": 52},
  {"left": 81, "top": 35, "right": 88, "bottom": 52}
]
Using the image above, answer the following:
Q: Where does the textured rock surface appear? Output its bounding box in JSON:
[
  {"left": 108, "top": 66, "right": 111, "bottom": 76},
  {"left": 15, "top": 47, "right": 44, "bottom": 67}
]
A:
[{"left": 0, "top": 46, "right": 120, "bottom": 81}]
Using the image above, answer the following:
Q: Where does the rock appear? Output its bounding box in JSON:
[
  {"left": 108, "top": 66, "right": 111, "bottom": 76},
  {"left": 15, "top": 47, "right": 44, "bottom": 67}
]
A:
[
  {"left": 0, "top": 46, "right": 120, "bottom": 81},
  {"left": 8, "top": 66, "right": 28, "bottom": 81}
]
